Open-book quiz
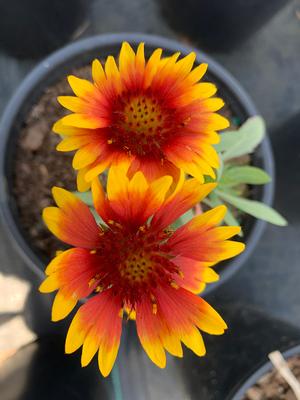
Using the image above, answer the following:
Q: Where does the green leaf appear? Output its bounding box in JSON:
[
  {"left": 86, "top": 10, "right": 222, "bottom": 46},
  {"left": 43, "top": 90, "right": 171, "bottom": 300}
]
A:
[
  {"left": 90, "top": 207, "right": 106, "bottom": 226},
  {"left": 208, "top": 192, "right": 242, "bottom": 235},
  {"left": 216, "top": 155, "right": 224, "bottom": 182},
  {"left": 172, "top": 209, "right": 195, "bottom": 229},
  {"left": 73, "top": 191, "right": 94, "bottom": 207},
  {"left": 215, "top": 189, "right": 287, "bottom": 226},
  {"left": 220, "top": 165, "right": 271, "bottom": 186},
  {"left": 215, "top": 116, "right": 265, "bottom": 160},
  {"left": 223, "top": 206, "right": 242, "bottom": 232}
]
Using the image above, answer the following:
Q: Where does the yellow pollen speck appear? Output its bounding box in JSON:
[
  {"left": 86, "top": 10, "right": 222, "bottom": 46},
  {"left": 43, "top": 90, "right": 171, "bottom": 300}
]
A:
[
  {"left": 90, "top": 249, "right": 97, "bottom": 254},
  {"left": 108, "top": 220, "right": 115, "bottom": 225},
  {"left": 152, "top": 303, "right": 157, "bottom": 315},
  {"left": 88, "top": 278, "right": 96, "bottom": 287},
  {"left": 125, "top": 307, "right": 136, "bottom": 321},
  {"left": 107, "top": 139, "right": 113, "bottom": 144},
  {"left": 178, "top": 270, "right": 184, "bottom": 278},
  {"left": 139, "top": 225, "right": 146, "bottom": 232},
  {"left": 171, "top": 281, "right": 179, "bottom": 289},
  {"left": 95, "top": 286, "right": 102, "bottom": 293}
]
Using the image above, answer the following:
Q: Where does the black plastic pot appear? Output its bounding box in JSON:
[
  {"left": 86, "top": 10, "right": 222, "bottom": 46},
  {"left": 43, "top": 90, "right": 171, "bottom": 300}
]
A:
[
  {"left": 0, "top": 0, "right": 88, "bottom": 59},
  {"left": 160, "top": 0, "right": 290, "bottom": 52},
  {"left": 1, "top": 307, "right": 299, "bottom": 400},
  {"left": 0, "top": 33, "right": 274, "bottom": 298},
  {"left": 229, "top": 343, "right": 300, "bottom": 400},
  {"left": 116, "top": 304, "right": 300, "bottom": 400},
  {"left": 271, "top": 112, "right": 300, "bottom": 221}
]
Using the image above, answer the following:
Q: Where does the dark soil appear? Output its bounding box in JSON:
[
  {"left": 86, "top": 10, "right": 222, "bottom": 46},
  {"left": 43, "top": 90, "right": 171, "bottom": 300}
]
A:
[
  {"left": 13, "top": 66, "right": 91, "bottom": 259},
  {"left": 243, "top": 355, "right": 300, "bottom": 400},
  {"left": 12, "top": 64, "right": 238, "bottom": 261}
]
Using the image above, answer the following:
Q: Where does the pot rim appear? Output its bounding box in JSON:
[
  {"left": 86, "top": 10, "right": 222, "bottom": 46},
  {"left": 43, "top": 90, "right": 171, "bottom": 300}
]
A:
[
  {"left": 229, "top": 343, "right": 300, "bottom": 400},
  {"left": 0, "top": 32, "right": 274, "bottom": 291}
]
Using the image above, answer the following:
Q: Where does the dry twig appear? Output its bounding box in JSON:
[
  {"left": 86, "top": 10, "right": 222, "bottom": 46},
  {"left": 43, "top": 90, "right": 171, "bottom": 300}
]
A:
[{"left": 269, "top": 350, "right": 300, "bottom": 400}]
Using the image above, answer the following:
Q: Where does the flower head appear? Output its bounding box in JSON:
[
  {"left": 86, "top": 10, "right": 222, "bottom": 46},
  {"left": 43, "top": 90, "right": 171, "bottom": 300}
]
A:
[
  {"left": 54, "top": 42, "right": 229, "bottom": 191},
  {"left": 39, "top": 164, "right": 244, "bottom": 376}
]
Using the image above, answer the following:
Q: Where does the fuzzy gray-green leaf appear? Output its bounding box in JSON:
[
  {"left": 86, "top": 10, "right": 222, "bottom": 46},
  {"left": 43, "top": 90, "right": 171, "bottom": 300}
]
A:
[
  {"left": 172, "top": 209, "right": 195, "bottom": 229},
  {"left": 74, "top": 191, "right": 94, "bottom": 207},
  {"left": 208, "top": 192, "right": 242, "bottom": 234},
  {"left": 220, "top": 165, "right": 271, "bottom": 186},
  {"left": 215, "top": 116, "right": 265, "bottom": 160},
  {"left": 216, "top": 190, "right": 287, "bottom": 226}
]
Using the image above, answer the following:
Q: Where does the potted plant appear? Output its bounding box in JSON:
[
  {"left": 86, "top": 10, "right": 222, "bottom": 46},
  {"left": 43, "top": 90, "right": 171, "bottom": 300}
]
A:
[
  {"left": 0, "top": 34, "right": 283, "bottom": 298},
  {"left": 0, "top": 33, "right": 289, "bottom": 388},
  {"left": 230, "top": 343, "right": 300, "bottom": 400},
  {"left": 159, "top": 0, "right": 291, "bottom": 51}
]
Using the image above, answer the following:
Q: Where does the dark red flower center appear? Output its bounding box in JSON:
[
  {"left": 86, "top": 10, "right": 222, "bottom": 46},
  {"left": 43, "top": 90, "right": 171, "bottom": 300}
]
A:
[
  {"left": 90, "top": 225, "right": 180, "bottom": 308},
  {"left": 108, "top": 92, "right": 181, "bottom": 159}
]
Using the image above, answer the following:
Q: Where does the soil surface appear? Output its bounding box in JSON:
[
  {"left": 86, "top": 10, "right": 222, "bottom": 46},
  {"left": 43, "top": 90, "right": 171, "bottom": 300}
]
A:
[
  {"left": 243, "top": 355, "right": 300, "bottom": 400},
  {"left": 12, "top": 65, "right": 237, "bottom": 260},
  {"left": 13, "top": 66, "right": 91, "bottom": 259}
]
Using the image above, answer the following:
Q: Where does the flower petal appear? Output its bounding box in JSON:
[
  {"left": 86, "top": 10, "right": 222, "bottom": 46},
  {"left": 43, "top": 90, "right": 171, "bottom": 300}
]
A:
[
  {"left": 137, "top": 285, "right": 225, "bottom": 367},
  {"left": 57, "top": 96, "right": 87, "bottom": 113},
  {"left": 106, "top": 164, "right": 173, "bottom": 229},
  {"left": 151, "top": 180, "right": 216, "bottom": 231},
  {"left": 68, "top": 75, "right": 96, "bottom": 99},
  {"left": 72, "top": 141, "right": 105, "bottom": 169},
  {"left": 155, "top": 285, "right": 226, "bottom": 337},
  {"left": 65, "top": 289, "right": 123, "bottom": 377},
  {"left": 52, "top": 119, "right": 94, "bottom": 136},
  {"left": 91, "top": 177, "right": 114, "bottom": 224},
  {"left": 77, "top": 167, "right": 92, "bottom": 192},
  {"left": 136, "top": 297, "right": 167, "bottom": 368},
  {"left": 39, "top": 249, "right": 102, "bottom": 320},
  {"left": 84, "top": 155, "right": 113, "bottom": 182},
  {"left": 51, "top": 290, "right": 77, "bottom": 322},
  {"left": 167, "top": 206, "right": 245, "bottom": 263},
  {"left": 56, "top": 135, "right": 92, "bottom": 151},
  {"left": 143, "top": 48, "right": 163, "bottom": 88},
  {"left": 171, "top": 256, "right": 219, "bottom": 294},
  {"left": 92, "top": 59, "right": 106, "bottom": 87},
  {"left": 43, "top": 187, "right": 101, "bottom": 248},
  {"left": 59, "top": 113, "right": 109, "bottom": 129}
]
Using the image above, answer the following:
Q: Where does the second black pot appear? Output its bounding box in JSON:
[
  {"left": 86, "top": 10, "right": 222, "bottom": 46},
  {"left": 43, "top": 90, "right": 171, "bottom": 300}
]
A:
[
  {"left": 0, "top": 0, "right": 88, "bottom": 59},
  {"left": 229, "top": 342, "right": 300, "bottom": 400},
  {"left": 160, "top": 0, "right": 290, "bottom": 52}
]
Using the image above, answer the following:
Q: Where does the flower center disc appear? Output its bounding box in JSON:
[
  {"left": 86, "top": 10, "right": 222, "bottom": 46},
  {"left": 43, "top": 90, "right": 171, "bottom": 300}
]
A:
[
  {"left": 122, "top": 96, "right": 164, "bottom": 137},
  {"left": 111, "top": 95, "right": 170, "bottom": 158},
  {"left": 120, "top": 251, "right": 153, "bottom": 283}
]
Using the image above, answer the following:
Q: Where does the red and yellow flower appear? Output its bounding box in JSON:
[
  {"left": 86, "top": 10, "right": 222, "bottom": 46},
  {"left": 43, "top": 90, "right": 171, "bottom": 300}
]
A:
[
  {"left": 54, "top": 42, "right": 229, "bottom": 191},
  {"left": 39, "top": 164, "right": 244, "bottom": 377}
]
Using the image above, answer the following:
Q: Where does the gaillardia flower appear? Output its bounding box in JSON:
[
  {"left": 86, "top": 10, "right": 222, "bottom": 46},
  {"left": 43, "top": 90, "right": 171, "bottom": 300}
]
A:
[
  {"left": 39, "top": 165, "right": 244, "bottom": 376},
  {"left": 54, "top": 42, "right": 229, "bottom": 191}
]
